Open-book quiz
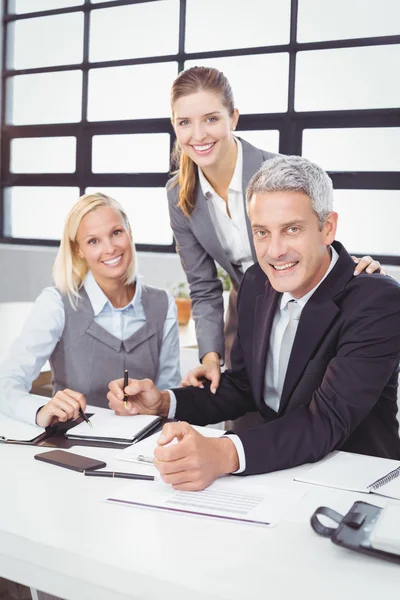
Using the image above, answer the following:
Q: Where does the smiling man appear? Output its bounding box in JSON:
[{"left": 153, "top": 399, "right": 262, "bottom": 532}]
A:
[{"left": 108, "top": 155, "right": 400, "bottom": 490}]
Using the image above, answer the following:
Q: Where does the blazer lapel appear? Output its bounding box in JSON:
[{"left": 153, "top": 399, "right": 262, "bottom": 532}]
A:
[
  {"left": 189, "top": 184, "right": 238, "bottom": 281},
  {"left": 278, "top": 295, "right": 339, "bottom": 414},
  {"left": 240, "top": 138, "right": 266, "bottom": 263},
  {"left": 278, "top": 242, "right": 354, "bottom": 414},
  {"left": 253, "top": 285, "right": 280, "bottom": 412}
]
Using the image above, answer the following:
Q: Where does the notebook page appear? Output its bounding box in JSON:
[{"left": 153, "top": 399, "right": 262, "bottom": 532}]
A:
[
  {"left": 294, "top": 452, "right": 400, "bottom": 493},
  {"left": 373, "top": 473, "right": 400, "bottom": 501},
  {"left": 0, "top": 413, "right": 45, "bottom": 442},
  {"left": 116, "top": 425, "right": 225, "bottom": 465},
  {"left": 66, "top": 412, "right": 160, "bottom": 441}
]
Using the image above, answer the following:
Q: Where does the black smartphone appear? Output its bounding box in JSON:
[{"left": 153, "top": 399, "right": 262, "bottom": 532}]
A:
[{"left": 34, "top": 449, "right": 106, "bottom": 472}]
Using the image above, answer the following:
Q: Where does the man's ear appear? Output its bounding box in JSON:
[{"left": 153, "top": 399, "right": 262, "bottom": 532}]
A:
[
  {"left": 232, "top": 108, "right": 240, "bottom": 131},
  {"left": 323, "top": 211, "right": 338, "bottom": 245}
]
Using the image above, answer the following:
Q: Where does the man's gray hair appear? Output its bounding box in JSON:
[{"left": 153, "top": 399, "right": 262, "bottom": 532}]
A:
[{"left": 246, "top": 155, "right": 334, "bottom": 227}]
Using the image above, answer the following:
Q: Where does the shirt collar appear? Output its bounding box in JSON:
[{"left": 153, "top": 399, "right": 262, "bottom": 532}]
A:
[
  {"left": 197, "top": 137, "right": 243, "bottom": 198},
  {"left": 83, "top": 270, "right": 143, "bottom": 316},
  {"left": 280, "top": 245, "right": 340, "bottom": 311}
]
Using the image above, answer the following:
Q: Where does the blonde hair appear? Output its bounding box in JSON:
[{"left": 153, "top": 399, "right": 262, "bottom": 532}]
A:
[
  {"left": 170, "top": 66, "right": 235, "bottom": 217},
  {"left": 53, "top": 192, "right": 136, "bottom": 308}
]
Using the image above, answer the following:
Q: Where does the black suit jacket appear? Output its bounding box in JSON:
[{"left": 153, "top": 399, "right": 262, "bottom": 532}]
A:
[{"left": 173, "top": 242, "right": 400, "bottom": 475}]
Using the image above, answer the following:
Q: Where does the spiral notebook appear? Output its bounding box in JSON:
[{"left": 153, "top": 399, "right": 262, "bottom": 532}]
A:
[{"left": 295, "top": 451, "right": 400, "bottom": 500}]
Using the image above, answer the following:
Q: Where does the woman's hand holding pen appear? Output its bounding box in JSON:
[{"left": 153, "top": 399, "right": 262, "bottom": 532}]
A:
[
  {"left": 181, "top": 351, "right": 221, "bottom": 394},
  {"left": 107, "top": 378, "right": 170, "bottom": 417},
  {"left": 36, "top": 389, "right": 87, "bottom": 428}
]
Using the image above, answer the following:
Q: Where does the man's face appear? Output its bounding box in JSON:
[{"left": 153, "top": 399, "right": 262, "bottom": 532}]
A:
[{"left": 249, "top": 190, "right": 338, "bottom": 299}]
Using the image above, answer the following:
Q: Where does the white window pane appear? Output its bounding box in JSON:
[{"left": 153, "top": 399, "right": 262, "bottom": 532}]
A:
[
  {"left": 295, "top": 45, "right": 400, "bottom": 111},
  {"left": 236, "top": 130, "right": 280, "bottom": 154},
  {"left": 4, "top": 187, "right": 80, "bottom": 240},
  {"left": 185, "top": 54, "right": 289, "bottom": 114},
  {"left": 186, "top": 0, "right": 290, "bottom": 52},
  {"left": 89, "top": 1, "right": 179, "bottom": 62},
  {"left": 88, "top": 63, "right": 178, "bottom": 121},
  {"left": 303, "top": 128, "right": 400, "bottom": 172},
  {"left": 8, "top": 13, "right": 84, "bottom": 70},
  {"left": 298, "top": 0, "right": 400, "bottom": 43},
  {"left": 11, "top": 137, "right": 76, "bottom": 174},
  {"left": 7, "top": 71, "right": 82, "bottom": 125},
  {"left": 92, "top": 134, "right": 170, "bottom": 173},
  {"left": 11, "top": 0, "right": 83, "bottom": 13},
  {"left": 85, "top": 187, "right": 172, "bottom": 245},
  {"left": 335, "top": 190, "right": 400, "bottom": 256}
]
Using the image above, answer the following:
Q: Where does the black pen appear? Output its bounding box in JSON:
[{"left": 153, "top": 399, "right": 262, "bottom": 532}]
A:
[
  {"left": 123, "top": 369, "right": 129, "bottom": 409},
  {"left": 79, "top": 407, "right": 93, "bottom": 428},
  {"left": 84, "top": 470, "right": 154, "bottom": 481}
]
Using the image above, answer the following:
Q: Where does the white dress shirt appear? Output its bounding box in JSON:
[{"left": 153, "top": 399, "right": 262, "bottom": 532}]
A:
[
  {"left": 0, "top": 272, "right": 181, "bottom": 425},
  {"left": 168, "top": 246, "right": 340, "bottom": 473},
  {"left": 198, "top": 138, "right": 253, "bottom": 273}
]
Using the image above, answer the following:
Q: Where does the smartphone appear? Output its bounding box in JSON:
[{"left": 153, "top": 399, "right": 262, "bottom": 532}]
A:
[{"left": 34, "top": 449, "right": 106, "bottom": 472}]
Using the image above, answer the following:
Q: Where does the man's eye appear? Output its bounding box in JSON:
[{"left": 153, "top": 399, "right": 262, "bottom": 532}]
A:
[
  {"left": 287, "top": 227, "right": 300, "bottom": 234},
  {"left": 255, "top": 230, "right": 267, "bottom": 238}
]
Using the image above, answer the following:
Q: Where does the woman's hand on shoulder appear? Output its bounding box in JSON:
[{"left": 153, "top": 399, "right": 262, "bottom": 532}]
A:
[
  {"left": 36, "top": 389, "right": 86, "bottom": 428},
  {"left": 352, "top": 255, "right": 386, "bottom": 276},
  {"left": 181, "top": 352, "right": 221, "bottom": 394}
]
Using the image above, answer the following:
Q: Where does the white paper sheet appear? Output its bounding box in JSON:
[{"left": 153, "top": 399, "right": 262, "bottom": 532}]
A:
[
  {"left": 107, "top": 477, "right": 303, "bottom": 527},
  {"left": 116, "top": 425, "right": 225, "bottom": 465},
  {"left": 66, "top": 412, "right": 160, "bottom": 443}
]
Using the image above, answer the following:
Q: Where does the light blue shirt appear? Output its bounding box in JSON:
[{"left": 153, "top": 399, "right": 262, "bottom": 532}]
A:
[{"left": 0, "top": 272, "right": 181, "bottom": 425}]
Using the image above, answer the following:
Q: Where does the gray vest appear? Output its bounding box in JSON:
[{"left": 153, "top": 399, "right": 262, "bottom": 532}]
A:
[{"left": 50, "top": 285, "right": 168, "bottom": 408}]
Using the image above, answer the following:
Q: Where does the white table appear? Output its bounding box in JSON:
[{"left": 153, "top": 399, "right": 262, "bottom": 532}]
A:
[{"left": 0, "top": 439, "right": 398, "bottom": 600}]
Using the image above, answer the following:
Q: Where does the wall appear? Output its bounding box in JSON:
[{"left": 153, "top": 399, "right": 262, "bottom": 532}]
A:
[
  {"left": 0, "top": 242, "right": 399, "bottom": 302},
  {"left": 0, "top": 244, "right": 186, "bottom": 301}
]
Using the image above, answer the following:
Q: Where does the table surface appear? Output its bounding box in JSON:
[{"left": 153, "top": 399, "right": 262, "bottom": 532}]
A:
[{"left": 0, "top": 421, "right": 399, "bottom": 600}]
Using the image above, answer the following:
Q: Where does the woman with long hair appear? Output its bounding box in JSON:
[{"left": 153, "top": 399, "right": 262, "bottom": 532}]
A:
[
  {"left": 0, "top": 192, "right": 180, "bottom": 427},
  {"left": 167, "top": 66, "right": 382, "bottom": 430}
]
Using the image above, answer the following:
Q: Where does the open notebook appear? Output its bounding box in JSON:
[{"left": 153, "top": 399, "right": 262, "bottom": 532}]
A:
[
  {"left": 0, "top": 412, "right": 46, "bottom": 444},
  {"left": 66, "top": 412, "right": 161, "bottom": 444},
  {"left": 295, "top": 452, "right": 400, "bottom": 500}
]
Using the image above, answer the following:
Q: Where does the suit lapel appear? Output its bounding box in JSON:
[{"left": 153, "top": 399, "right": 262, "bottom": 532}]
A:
[
  {"left": 278, "top": 295, "right": 339, "bottom": 414},
  {"left": 278, "top": 241, "right": 355, "bottom": 414},
  {"left": 253, "top": 285, "right": 280, "bottom": 411}
]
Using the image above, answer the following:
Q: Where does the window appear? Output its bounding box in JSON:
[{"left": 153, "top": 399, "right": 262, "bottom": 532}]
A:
[{"left": 1, "top": 0, "right": 399, "bottom": 264}]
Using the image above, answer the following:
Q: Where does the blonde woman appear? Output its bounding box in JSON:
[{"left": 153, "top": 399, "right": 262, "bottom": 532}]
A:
[{"left": 0, "top": 193, "right": 180, "bottom": 428}]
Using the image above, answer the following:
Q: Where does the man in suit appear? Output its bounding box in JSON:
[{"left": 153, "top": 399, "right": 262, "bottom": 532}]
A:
[{"left": 108, "top": 155, "right": 400, "bottom": 490}]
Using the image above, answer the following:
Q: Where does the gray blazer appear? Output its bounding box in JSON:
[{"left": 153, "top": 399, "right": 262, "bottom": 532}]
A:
[{"left": 167, "top": 138, "right": 277, "bottom": 363}]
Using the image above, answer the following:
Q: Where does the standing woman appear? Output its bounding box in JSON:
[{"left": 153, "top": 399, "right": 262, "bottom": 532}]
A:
[
  {"left": 0, "top": 192, "right": 180, "bottom": 427},
  {"left": 167, "top": 66, "right": 382, "bottom": 431}
]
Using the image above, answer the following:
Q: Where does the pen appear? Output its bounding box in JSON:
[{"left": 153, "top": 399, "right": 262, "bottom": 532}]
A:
[
  {"left": 123, "top": 369, "right": 129, "bottom": 409},
  {"left": 84, "top": 470, "right": 154, "bottom": 481},
  {"left": 79, "top": 407, "right": 93, "bottom": 428}
]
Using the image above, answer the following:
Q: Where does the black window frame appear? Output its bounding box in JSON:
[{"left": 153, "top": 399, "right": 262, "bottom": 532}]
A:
[{"left": 1, "top": 0, "right": 399, "bottom": 263}]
